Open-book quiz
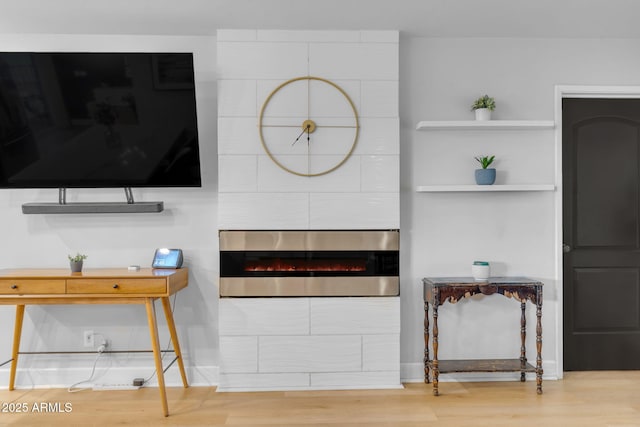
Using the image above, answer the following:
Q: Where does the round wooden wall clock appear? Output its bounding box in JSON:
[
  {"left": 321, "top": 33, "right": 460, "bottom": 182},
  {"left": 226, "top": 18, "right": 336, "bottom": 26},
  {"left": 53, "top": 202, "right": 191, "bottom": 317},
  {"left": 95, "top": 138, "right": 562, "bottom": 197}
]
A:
[{"left": 258, "top": 76, "right": 359, "bottom": 177}]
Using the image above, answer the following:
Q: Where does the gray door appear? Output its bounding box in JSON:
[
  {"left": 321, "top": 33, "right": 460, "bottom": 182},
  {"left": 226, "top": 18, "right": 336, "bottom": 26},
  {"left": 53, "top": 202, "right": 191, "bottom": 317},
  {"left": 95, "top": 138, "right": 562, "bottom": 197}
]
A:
[{"left": 563, "top": 98, "right": 640, "bottom": 370}]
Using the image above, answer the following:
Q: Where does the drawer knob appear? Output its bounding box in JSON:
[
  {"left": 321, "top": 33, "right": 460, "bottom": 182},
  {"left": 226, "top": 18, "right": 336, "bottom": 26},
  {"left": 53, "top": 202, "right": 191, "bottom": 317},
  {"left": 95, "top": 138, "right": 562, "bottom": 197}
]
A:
[
  {"left": 113, "top": 284, "right": 119, "bottom": 289},
  {"left": 11, "top": 284, "right": 17, "bottom": 289}
]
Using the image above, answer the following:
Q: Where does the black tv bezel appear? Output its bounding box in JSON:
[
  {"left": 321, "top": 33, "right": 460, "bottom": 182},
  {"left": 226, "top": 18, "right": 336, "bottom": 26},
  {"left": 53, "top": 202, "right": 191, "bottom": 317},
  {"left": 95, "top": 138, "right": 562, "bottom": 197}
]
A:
[{"left": 0, "top": 51, "right": 202, "bottom": 189}]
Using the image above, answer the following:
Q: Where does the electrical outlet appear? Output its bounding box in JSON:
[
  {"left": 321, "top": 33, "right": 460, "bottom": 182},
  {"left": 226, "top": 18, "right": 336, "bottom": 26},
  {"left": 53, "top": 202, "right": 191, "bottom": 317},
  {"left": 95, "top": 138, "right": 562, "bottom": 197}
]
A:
[{"left": 83, "top": 330, "right": 94, "bottom": 347}]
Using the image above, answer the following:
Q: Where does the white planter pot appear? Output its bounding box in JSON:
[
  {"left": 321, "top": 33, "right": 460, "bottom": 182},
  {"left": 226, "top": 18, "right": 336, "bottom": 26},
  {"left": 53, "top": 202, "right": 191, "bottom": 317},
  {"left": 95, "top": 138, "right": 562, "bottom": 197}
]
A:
[
  {"left": 472, "top": 261, "right": 490, "bottom": 281},
  {"left": 474, "top": 108, "right": 492, "bottom": 121}
]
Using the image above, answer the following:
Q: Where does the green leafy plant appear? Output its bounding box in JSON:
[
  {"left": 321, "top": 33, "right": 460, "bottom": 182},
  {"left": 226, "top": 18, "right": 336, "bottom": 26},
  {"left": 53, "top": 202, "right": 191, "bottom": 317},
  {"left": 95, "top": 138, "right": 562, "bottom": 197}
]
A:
[
  {"left": 68, "top": 253, "right": 88, "bottom": 262},
  {"left": 471, "top": 95, "right": 496, "bottom": 111},
  {"left": 475, "top": 155, "right": 495, "bottom": 169}
]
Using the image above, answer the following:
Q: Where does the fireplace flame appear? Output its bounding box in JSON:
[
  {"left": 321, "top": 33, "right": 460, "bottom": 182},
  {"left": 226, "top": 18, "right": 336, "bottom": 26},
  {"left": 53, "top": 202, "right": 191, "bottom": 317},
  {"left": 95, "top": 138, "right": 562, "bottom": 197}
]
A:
[{"left": 245, "top": 258, "right": 367, "bottom": 272}]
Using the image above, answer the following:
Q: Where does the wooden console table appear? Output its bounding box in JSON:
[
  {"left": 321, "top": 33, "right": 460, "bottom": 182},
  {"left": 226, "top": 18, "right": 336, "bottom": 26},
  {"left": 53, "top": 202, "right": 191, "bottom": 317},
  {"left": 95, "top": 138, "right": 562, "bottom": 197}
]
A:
[
  {"left": 0, "top": 268, "right": 189, "bottom": 417},
  {"left": 422, "top": 277, "right": 543, "bottom": 396}
]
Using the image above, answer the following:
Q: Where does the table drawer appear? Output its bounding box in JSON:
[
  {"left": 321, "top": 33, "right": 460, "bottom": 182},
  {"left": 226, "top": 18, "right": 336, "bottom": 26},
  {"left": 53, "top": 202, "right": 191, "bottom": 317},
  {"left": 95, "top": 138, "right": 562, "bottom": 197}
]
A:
[
  {"left": 0, "top": 279, "right": 66, "bottom": 294},
  {"left": 67, "top": 279, "right": 167, "bottom": 294}
]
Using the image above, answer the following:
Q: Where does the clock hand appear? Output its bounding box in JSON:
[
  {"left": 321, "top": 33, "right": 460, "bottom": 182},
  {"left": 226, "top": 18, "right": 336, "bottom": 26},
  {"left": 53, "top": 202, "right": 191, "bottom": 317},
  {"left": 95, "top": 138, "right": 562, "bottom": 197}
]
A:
[{"left": 292, "top": 124, "right": 311, "bottom": 146}]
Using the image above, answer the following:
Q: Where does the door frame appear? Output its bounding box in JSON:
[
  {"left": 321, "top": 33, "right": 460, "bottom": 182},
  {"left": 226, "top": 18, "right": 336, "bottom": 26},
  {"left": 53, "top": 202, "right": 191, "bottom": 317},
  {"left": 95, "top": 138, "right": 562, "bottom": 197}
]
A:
[{"left": 554, "top": 85, "right": 640, "bottom": 377}]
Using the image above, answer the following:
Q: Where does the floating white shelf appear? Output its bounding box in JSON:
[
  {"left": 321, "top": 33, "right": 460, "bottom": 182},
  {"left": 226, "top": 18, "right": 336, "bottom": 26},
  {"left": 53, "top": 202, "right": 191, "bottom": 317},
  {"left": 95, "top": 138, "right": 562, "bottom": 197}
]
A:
[
  {"left": 415, "top": 120, "right": 555, "bottom": 130},
  {"left": 416, "top": 184, "right": 556, "bottom": 193}
]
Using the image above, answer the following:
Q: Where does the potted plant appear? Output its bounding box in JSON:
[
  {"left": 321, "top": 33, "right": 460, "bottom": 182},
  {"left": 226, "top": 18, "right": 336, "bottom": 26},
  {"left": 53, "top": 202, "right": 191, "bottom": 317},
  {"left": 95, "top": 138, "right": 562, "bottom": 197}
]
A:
[
  {"left": 68, "top": 253, "right": 88, "bottom": 273},
  {"left": 471, "top": 95, "right": 496, "bottom": 121},
  {"left": 474, "top": 155, "right": 496, "bottom": 185}
]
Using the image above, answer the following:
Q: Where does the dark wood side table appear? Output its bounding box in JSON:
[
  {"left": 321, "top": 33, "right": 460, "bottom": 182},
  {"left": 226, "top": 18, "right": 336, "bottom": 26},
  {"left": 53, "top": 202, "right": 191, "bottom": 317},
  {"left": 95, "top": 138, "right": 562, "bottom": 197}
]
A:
[{"left": 422, "top": 277, "right": 543, "bottom": 396}]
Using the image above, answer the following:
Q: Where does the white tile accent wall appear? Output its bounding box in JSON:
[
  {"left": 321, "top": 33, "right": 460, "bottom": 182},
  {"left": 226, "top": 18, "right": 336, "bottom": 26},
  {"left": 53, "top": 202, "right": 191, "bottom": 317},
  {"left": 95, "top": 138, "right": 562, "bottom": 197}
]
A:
[
  {"left": 256, "top": 156, "right": 361, "bottom": 193},
  {"left": 260, "top": 335, "right": 362, "bottom": 373},
  {"left": 361, "top": 156, "right": 401, "bottom": 192},
  {"left": 360, "top": 31, "right": 400, "bottom": 43},
  {"left": 218, "top": 156, "right": 258, "bottom": 192},
  {"left": 361, "top": 81, "right": 400, "bottom": 118},
  {"left": 363, "top": 335, "right": 401, "bottom": 371},
  {"left": 310, "top": 298, "right": 400, "bottom": 335},
  {"left": 309, "top": 193, "right": 400, "bottom": 229},
  {"left": 218, "top": 373, "right": 310, "bottom": 390},
  {"left": 256, "top": 30, "right": 361, "bottom": 43},
  {"left": 217, "top": 42, "right": 308, "bottom": 79},
  {"left": 218, "top": 193, "right": 309, "bottom": 229},
  {"left": 217, "top": 80, "right": 257, "bottom": 117},
  {"left": 217, "top": 30, "right": 401, "bottom": 391},
  {"left": 219, "top": 298, "right": 309, "bottom": 336},
  {"left": 219, "top": 336, "right": 258, "bottom": 373},
  {"left": 217, "top": 30, "right": 399, "bottom": 230},
  {"left": 355, "top": 118, "right": 400, "bottom": 155},
  {"left": 218, "top": 117, "right": 262, "bottom": 155},
  {"left": 218, "top": 297, "right": 401, "bottom": 391},
  {"left": 309, "top": 43, "right": 399, "bottom": 80}
]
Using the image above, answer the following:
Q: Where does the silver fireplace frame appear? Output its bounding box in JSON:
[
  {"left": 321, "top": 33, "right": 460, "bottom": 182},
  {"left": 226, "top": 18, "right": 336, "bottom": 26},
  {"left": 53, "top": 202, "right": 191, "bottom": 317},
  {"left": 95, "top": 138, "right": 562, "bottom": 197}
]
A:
[{"left": 219, "top": 230, "right": 399, "bottom": 297}]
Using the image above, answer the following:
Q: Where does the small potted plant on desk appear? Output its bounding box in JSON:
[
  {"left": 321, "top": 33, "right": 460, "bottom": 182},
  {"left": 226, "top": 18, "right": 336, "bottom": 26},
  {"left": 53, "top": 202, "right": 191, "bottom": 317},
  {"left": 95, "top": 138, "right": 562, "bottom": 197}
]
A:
[
  {"left": 68, "top": 253, "right": 88, "bottom": 273},
  {"left": 474, "top": 155, "right": 496, "bottom": 185},
  {"left": 471, "top": 94, "right": 496, "bottom": 121}
]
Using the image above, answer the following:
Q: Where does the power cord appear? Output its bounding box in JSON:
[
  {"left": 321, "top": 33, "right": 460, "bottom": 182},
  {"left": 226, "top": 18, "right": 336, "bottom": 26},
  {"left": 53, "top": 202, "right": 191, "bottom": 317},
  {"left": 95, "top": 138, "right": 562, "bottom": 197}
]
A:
[
  {"left": 66, "top": 293, "right": 178, "bottom": 391},
  {"left": 67, "top": 335, "right": 108, "bottom": 393},
  {"left": 142, "top": 293, "right": 178, "bottom": 386}
]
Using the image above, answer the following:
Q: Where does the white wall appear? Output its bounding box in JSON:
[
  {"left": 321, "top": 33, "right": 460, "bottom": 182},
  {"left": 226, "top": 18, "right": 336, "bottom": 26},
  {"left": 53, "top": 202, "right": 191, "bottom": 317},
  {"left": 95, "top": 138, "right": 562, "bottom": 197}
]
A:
[
  {"left": 400, "top": 36, "right": 640, "bottom": 381},
  {"left": 4, "top": 32, "right": 640, "bottom": 388},
  {"left": 217, "top": 30, "right": 400, "bottom": 230},
  {"left": 0, "top": 34, "right": 219, "bottom": 388}
]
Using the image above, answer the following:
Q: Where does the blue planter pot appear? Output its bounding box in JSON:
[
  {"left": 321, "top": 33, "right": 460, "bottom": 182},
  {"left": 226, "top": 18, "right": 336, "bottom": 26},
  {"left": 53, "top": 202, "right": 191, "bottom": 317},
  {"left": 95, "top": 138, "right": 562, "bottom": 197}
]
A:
[{"left": 475, "top": 168, "right": 496, "bottom": 185}]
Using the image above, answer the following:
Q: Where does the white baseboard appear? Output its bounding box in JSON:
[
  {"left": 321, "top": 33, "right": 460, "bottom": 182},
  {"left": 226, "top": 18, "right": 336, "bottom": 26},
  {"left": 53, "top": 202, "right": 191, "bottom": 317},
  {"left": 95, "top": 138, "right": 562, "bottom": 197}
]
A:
[
  {"left": 217, "top": 384, "right": 405, "bottom": 392},
  {"left": 0, "top": 362, "right": 219, "bottom": 390},
  {"left": 1, "top": 359, "right": 560, "bottom": 390}
]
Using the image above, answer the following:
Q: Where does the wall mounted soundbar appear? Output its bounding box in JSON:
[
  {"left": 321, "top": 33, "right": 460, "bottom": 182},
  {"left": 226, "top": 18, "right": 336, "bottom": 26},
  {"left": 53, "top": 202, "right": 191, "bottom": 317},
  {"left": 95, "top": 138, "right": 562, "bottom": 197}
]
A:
[
  {"left": 21, "top": 188, "right": 163, "bottom": 214},
  {"left": 22, "top": 201, "right": 164, "bottom": 214}
]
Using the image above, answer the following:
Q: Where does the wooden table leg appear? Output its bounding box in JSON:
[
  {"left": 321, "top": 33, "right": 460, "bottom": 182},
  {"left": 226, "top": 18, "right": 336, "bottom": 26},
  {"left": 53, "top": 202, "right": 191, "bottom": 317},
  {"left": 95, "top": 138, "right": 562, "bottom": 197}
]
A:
[
  {"left": 520, "top": 301, "right": 526, "bottom": 382},
  {"left": 432, "top": 303, "right": 439, "bottom": 396},
  {"left": 424, "top": 301, "right": 430, "bottom": 384},
  {"left": 9, "top": 305, "right": 25, "bottom": 391},
  {"left": 145, "top": 298, "right": 169, "bottom": 417},
  {"left": 536, "top": 286, "right": 543, "bottom": 394},
  {"left": 161, "top": 297, "right": 188, "bottom": 388}
]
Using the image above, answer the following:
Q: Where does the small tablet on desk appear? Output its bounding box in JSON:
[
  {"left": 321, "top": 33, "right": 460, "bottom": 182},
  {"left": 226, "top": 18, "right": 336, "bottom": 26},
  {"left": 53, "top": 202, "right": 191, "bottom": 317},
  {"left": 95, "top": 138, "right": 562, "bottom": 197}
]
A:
[{"left": 152, "top": 248, "right": 183, "bottom": 269}]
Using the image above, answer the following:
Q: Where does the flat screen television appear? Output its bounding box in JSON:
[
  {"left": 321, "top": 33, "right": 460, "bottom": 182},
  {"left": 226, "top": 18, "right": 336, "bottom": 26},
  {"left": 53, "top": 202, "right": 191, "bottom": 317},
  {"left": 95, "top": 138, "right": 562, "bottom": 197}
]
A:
[{"left": 0, "top": 52, "right": 201, "bottom": 188}]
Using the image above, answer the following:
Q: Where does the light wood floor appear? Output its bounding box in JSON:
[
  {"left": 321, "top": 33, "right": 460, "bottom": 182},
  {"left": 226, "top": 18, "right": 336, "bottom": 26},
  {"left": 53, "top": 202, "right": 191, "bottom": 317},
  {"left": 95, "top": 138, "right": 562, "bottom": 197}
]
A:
[{"left": 0, "top": 372, "right": 639, "bottom": 426}]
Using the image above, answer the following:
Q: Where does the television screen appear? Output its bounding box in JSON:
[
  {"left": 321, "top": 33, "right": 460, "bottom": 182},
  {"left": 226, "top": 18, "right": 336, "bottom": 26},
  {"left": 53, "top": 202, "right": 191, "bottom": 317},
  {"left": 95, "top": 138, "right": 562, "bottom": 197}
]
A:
[{"left": 0, "top": 52, "right": 201, "bottom": 188}]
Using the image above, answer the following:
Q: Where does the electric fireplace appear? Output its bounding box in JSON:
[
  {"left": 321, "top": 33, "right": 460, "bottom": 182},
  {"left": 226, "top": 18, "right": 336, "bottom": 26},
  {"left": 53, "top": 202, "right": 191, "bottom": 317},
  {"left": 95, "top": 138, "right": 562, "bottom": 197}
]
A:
[{"left": 219, "top": 230, "right": 399, "bottom": 297}]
